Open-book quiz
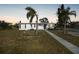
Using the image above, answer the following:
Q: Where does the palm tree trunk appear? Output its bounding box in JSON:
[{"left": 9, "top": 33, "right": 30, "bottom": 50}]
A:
[
  {"left": 19, "top": 21, "right": 21, "bottom": 29},
  {"left": 36, "top": 14, "right": 38, "bottom": 35},
  {"left": 64, "top": 20, "right": 66, "bottom": 34}
]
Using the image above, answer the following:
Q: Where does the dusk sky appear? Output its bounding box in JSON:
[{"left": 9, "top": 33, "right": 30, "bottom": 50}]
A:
[{"left": 0, "top": 4, "right": 79, "bottom": 24}]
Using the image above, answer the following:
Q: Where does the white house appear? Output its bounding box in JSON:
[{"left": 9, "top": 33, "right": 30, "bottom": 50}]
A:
[{"left": 19, "top": 21, "right": 55, "bottom": 30}]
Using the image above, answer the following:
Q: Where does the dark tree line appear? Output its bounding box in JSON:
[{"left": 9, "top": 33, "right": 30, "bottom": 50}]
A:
[{"left": 0, "top": 20, "right": 19, "bottom": 30}]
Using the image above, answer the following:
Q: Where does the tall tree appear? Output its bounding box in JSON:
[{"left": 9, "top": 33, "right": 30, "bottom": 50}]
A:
[
  {"left": 57, "top": 4, "right": 76, "bottom": 33},
  {"left": 25, "top": 7, "right": 38, "bottom": 34},
  {"left": 39, "top": 17, "right": 49, "bottom": 29}
]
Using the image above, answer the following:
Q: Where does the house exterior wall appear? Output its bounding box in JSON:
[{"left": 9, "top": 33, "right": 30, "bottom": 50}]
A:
[{"left": 18, "top": 22, "right": 55, "bottom": 30}]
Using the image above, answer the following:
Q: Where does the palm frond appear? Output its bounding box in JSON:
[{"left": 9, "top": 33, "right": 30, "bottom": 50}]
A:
[
  {"left": 67, "top": 7, "right": 70, "bottom": 11},
  {"left": 39, "top": 17, "right": 49, "bottom": 23},
  {"left": 66, "top": 16, "right": 71, "bottom": 23},
  {"left": 26, "top": 12, "right": 31, "bottom": 19},
  {"left": 69, "top": 11, "right": 76, "bottom": 17},
  {"left": 25, "top": 7, "right": 36, "bottom": 21},
  {"left": 61, "top": 4, "right": 64, "bottom": 10}
]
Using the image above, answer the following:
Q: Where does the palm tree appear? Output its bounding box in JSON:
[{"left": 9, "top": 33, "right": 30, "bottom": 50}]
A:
[
  {"left": 25, "top": 7, "right": 38, "bottom": 34},
  {"left": 39, "top": 17, "right": 49, "bottom": 29},
  {"left": 57, "top": 4, "right": 76, "bottom": 34},
  {"left": 55, "top": 5, "right": 64, "bottom": 29}
]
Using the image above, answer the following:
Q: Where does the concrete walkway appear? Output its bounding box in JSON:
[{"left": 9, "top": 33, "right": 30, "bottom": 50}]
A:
[{"left": 45, "top": 30, "right": 79, "bottom": 54}]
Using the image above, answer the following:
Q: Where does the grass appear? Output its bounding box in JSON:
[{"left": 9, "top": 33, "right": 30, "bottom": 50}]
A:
[
  {"left": 0, "top": 30, "right": 72, "bottom": 54},
  {"left": 50, "top": 30, "right": 79, "bottom": 47}
]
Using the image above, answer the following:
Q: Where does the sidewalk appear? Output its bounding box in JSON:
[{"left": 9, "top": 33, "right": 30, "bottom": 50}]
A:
[{"left": 45, "top": 30, "right": 79, "bottom": 54}]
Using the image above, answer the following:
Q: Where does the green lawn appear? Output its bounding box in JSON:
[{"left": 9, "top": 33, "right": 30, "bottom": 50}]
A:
[
  {"left": 50, "top": 30, "right": 79, "bottom": 47},
  {"left": 0, "top": 30, "right": 72, "bottom": 54}
]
